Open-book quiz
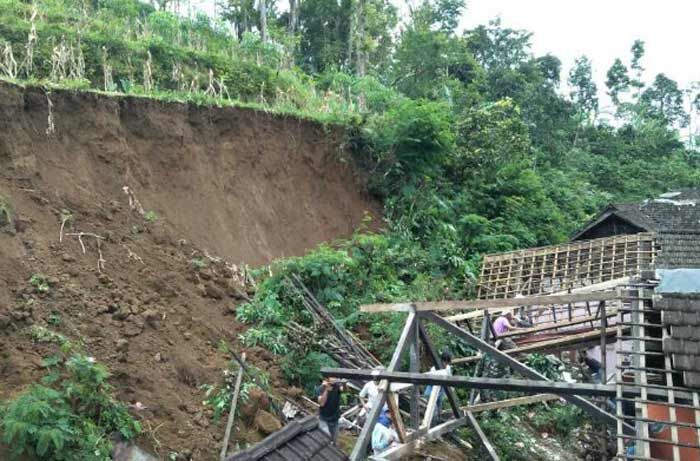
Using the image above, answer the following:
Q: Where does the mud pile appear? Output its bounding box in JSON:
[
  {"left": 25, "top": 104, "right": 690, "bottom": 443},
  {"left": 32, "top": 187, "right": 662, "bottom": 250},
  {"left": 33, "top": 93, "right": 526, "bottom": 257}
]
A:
[{"left": 0, "top": 82, "right": 377, "bottom": 459}]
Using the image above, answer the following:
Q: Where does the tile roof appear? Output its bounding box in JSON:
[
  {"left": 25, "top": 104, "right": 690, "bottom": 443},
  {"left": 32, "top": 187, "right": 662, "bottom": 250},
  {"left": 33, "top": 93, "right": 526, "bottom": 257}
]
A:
[
  {"left": 226, "top": 416, "right": 347, "bottom": 461},
  {"left": 656, "top": 232, "right": 700, "bottom": 269},
  {"left": 572, "top": 189, "right": 700, "bottom": 239},
  {"left": 660, "top": 293, "right": 700, "bottom": 388}
]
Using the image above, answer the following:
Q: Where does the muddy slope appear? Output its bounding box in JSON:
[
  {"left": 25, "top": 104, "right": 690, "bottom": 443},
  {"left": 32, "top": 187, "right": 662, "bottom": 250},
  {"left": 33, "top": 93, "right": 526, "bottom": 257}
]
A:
[
  {"left": 0, "top": 82, "right": 377, "bottom": 459},
  {"left": 0, "top": 82, "right": 377, "bottom": 265}
]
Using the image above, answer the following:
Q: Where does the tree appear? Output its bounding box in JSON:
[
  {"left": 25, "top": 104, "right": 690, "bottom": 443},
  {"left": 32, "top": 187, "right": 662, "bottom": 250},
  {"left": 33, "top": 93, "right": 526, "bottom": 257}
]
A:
[
  {"left": 630, "top": 39, "right": 645, "bottom": 98},
  {"left": 392, "top": 0, "right": 470, "bottom": 98},
  {"left": 640, "top": 73, "right": 689, "bottom": 127},
  {"left": 259, "top": 0, "right": 268, "bottom": 42},
  {"left": 465, "top": 18, "right": 532, "bottom": 72},
  {"left": 219, "top": 0, "right": 257, "bottom": 40},
  {"left": 297, "top": 0, "right": 352, "bottom": 72},
  {"left": 568, "top": 56, "right": 598, "bottom": 121},
  {"left": 605, "top": 58, "right": 630, "bottom": 107}
]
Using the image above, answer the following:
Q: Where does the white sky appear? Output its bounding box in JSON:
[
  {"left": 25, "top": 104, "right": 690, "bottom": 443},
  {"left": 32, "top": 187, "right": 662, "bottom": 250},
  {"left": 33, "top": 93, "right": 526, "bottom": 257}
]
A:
[
  {"left": 457, "top": 0, "right": 700, "bottom": 113},
  {"left": 193, "top": 0, "right": 700, "bottom": 108}
]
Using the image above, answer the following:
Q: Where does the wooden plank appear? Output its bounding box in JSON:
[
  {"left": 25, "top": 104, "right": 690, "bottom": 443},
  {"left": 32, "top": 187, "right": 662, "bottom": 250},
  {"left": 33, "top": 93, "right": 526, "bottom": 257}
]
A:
[
  {"left": 463, "top": 394, "right": 560, "bottom": 413},
  {"left": 421, "top": 384, "right": 441, "bottom": 429},
  {"left": 418, "top": 320, "right": 462, "bottom": 419},
  {"left": 423, "top": 312, "right": 633, "bottom": 434},
  {"left": 375, "top": 416, "right": 469, "bottom": 460},
  {"left": 409, "top": 316, "right": 420, "bottom": 429},
  {"left": 361, "top": 291, "right": 620, "bottom": 313},
  {"left": 321, "top": 368, "right": 616, "bottom": 396},
  {"left": 350, "top": 312, "right": 416, "bottom": 461},
  {"left": 220, "top": 353, "right": 246, "bottom": 461},
  {"left": 453, "top": 325, "right": 626, "bottom": 365},
  {"left": 498, "top": 309, "right": 618, "bottom": 338},
  {"left": 466, "top": 411, "right": 500, "bottom": 461},
  {"left": 386, "top": 392, "right": 407, "bottom": 443}
]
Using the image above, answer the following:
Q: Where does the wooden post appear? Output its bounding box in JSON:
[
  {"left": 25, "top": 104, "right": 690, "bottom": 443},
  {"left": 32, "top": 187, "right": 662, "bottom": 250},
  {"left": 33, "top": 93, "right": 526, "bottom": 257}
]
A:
[
  {"left": 349, "top": 312, "right": 416, "bottom": 461},
  {"left": 410, "top": 310, "right": 420, "bottom": 429},
  {"left": 417, "top": 321, "right": 462, "bottom": 418},
  {"left": 469, "top": 310, "right": 491, "bottom": 405},
  {"left": 386, "top": 392, "right": 407, "bottom": 443},
  {"left": 220, "top": 353, "right": 246, "bottom": 461},
  {"left": 600, "top": 301, "right": 608, "bottom": 460}
]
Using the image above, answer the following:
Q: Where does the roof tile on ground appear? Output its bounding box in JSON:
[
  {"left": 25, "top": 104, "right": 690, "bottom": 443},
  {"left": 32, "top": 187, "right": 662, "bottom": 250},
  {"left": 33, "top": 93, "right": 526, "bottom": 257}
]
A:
[{"left": 226, "top": 416, "right": 347, "bottom": 461}]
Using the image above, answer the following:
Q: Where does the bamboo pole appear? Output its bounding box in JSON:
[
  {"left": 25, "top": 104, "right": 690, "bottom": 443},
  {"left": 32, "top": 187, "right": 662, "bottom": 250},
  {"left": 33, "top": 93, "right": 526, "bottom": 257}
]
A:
[{"left": 220, "top": 353, "right": 246, "bottom": 461}]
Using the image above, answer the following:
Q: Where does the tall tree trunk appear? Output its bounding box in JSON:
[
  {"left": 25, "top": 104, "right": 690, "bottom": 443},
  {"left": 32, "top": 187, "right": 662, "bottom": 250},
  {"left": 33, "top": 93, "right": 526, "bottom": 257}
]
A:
[
  {"left": 260, "top": 0, "right": 268, "bottom": 42},
  {"left": 355, "top": 0, "right": 366, "bottom": 77},
  {"left": 289, "top": 0, "right": 298, "bottom": 34},
  {"left": 346, "top": 0, "right": 356, "bottom": 70}
]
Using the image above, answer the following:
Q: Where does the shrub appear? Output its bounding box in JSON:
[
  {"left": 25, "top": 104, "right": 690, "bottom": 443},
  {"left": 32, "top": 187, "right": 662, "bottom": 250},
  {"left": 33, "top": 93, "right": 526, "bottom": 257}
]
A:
[{"left": 0, "top": 354, "right": 140, "bottom": 461}]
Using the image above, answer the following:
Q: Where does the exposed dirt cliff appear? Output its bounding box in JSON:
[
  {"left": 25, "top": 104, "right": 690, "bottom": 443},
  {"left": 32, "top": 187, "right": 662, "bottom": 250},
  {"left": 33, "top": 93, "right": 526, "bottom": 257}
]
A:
[{"left": 0, "top": 82, "right": 378, "bottom": 459}]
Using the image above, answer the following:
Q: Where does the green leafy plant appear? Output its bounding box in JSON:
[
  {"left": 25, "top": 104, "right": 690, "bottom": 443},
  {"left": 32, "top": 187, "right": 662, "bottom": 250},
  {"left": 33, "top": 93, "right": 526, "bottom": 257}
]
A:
[
  {"left": 201, "top": 362, "right": 269, "bottom": 421},
  {"left": 47, "top": 311, "right": 61, "bottom": 326},
  {"left": 190, "top": 258, "right": 207, "bottom": 270},
  {"left": 530, "top": 403, "right": 584, "bottom": 438},
  {"left": 143, "top": 210, "right": 158, "bottom": 222},
  {"left": 29, "top": 274, "right": 50, "bottom": 293},
  {"left": 0, "top": 354, "right": 140, "bottom": 460}
]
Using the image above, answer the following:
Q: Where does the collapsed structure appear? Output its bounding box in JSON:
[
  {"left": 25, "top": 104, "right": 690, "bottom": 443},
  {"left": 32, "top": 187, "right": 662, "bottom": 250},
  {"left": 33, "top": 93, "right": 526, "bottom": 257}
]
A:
[{"left": 236, "top": 189, "right": 700, "bottom": 460}]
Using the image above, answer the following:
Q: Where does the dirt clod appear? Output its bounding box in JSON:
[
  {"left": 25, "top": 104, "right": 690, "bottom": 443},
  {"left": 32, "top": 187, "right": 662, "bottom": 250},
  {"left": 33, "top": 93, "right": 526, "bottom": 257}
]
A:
[{"left": 254, "top": 410, "right": 282, "bottom": 435}]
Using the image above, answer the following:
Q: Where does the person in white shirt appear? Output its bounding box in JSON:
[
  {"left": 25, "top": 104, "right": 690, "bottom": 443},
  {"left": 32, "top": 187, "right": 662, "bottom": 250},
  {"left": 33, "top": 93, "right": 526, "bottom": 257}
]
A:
[
  {"left": 423, "top": 350, "right": 452, "bottom": 425},
  {"left": 358, "top": 366, "right": 384, "bottom": 425}
]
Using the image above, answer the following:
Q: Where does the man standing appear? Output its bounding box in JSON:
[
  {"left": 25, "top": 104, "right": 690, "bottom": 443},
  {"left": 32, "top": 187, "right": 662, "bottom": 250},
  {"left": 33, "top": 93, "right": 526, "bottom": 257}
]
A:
[
  {"left": 317, "top": 377, "right": 345, "bottom": 445},
  {"left": 358, "top": 368, "right": 382, "bottom": 425},
  {"left": 579, "top": 350, "right": 602, "bottom": 383}
]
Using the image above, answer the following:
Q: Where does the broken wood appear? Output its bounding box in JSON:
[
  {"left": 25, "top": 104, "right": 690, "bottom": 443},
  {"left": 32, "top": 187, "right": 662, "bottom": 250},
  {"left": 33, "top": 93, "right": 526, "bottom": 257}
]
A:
[
  {"left": 386, "top": 392, "right": 407, "bottom": 443},
  {"left": 452, "top": 325, "right": 626, "bottom": 365},
  {"left": 463, "top": 393, "right": 560, "bottom": 413},
  {"left": 361, "top": 291, "right": 619, "bottom": 313},
  {"left": 220, "top": 353, "right": 246, "bottom": 461},
  {"left": 321, "top": 368, "right": 615, "bottom": 396},
  {"left": 422, "top": 312, "right": 633, "bottom": 434}
]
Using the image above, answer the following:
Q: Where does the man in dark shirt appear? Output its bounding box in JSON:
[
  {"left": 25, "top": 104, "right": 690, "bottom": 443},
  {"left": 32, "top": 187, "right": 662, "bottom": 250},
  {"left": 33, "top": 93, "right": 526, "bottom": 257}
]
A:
[
  {"left": 579, "top": 350, "right": 602, "bottom": 383},
  {"left": 317, "top": 377, "right": 345, "bottom": 445}
]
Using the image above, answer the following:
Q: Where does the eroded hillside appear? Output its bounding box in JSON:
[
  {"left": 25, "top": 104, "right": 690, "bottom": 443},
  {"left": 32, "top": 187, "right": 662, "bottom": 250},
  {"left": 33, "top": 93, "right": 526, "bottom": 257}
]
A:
[{"left": 0, "top": 82, "right": 377, "bottom": 459}]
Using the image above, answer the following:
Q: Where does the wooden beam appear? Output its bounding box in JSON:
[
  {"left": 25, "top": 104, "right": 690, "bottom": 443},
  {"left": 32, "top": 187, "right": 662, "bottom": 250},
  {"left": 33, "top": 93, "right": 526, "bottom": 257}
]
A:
[
  {"left": 321, "top": 368, "right": 616, "bottom": 396},
  {"left": 422, "top": 312, "right": 634, "bottom": 435},
  {"left": 350, "top": 312, "right": 416, "bottom": 461},
  {"left": 417, "top": 320, "right": 462, "bottom": 419},
  {"left": 498, "top": 309, "right": 618, "bottom": 338},
  {"left": 452, "top": 325, "right": 626, "bottom": 365},
  {"left": 421, "top": 384, "right": 441, "bottom": 429},
  {"left": 466, "top": 411, "right": 500, "bottom": 461},
  {"left": 361, "top": 291, "right": 619, "bottom": 313},
  {"left": 464, "top": 394, "right": 560, "bottom": 413},
  {"left": 374, "top": 416, "right": 469, "bottom": 460},
  {"left": 409, "top": 316, "right": 420, "bottom": 429},
  {"left": 386, "top": 392, "right": 407, "bottom": 443},
  {"left": 220, "top": 353, "right": 246, "bottom": 461}
]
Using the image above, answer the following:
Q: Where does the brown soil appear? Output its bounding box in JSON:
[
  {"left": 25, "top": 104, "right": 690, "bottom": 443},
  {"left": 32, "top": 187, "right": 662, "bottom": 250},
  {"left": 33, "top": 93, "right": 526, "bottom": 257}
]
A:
[{"left": 0, "top": 82, "right": 379, "bottom": 459}]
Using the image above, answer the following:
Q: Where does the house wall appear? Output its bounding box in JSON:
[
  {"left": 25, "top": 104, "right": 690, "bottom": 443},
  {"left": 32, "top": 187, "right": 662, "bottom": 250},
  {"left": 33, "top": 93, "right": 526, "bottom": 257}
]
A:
[{"left": 574, "top": 215, "right": 647, "bottom": 241}]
